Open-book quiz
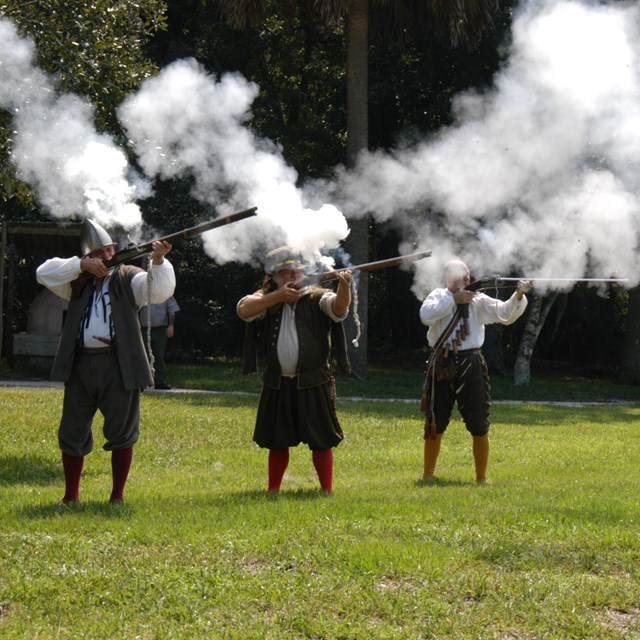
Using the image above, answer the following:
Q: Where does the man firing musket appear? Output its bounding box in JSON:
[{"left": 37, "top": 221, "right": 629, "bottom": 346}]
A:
[
  {"left": 419, "top": 259, "right": 533, "bottom": 486},
  {"left": 35, "top": 206, "right": 256, "bottom": 507}
]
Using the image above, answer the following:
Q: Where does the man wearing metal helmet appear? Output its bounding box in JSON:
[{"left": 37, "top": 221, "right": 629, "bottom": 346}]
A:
[
  {"left": 36, "top": 218, "right": 175, "bottom": 505},
  {"left": 238, "top": 245, "right": 353, "bottom": 494}
]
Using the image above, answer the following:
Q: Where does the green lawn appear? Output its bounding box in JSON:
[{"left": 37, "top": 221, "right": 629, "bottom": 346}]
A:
[
  {"left": 1, "top": 385, "right": 640, "bottom": 638},
  {"left": 5, "top": 357, "right": 640, "bottom": 402},
  {"left": 170, "top": 360, "right": 640, "bottom": 403}
]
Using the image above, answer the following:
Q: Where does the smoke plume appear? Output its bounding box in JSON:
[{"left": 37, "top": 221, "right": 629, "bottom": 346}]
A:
[
  {"left": 3, "top": 0, "right": 640, "bottom": 291},
  {"left": 317, "top": 0, "right": 640, "bottom": 295},
  {"left": 0, "top": 20, "right": 147, "bottom": 229},
  {"left": 117, "top": 58, "right": 349, "bottom": 267}
]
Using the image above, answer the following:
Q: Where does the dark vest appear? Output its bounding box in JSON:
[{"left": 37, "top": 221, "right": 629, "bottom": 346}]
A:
[
  {"left": 51, "top": 266, "right": 153, "bottom": 390},
  {"left": 243, "top": 289, "right": 351, "bottom": 389}
]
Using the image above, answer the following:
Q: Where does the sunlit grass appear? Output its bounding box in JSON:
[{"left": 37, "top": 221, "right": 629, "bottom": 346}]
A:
[
  {"left": 166, "top": 360, "right": 640, "bottom": 402},
  {"left": 1, "top": 388, "right": 640, "bottom": 638}
]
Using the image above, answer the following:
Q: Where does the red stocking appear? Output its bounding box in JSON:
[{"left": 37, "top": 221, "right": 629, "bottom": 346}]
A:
[
  {"left": 268, "top": 448, "right": 290, "bottom": 492},
  {"left": 61, "top": 452, "right": 84, "bottom": 503},
  {"left": 312, "top": 449, "right": 334, "bottom": 494},
  {"left": 110, "top": 447, "right": 133, "bottom": 502}
]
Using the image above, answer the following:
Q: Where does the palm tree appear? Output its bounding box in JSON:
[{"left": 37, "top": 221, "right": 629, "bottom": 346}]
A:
[
  {"left": 622, "top": 288, "right": 640, "bottom": 383},
  {"left": 219, "top": 0, "right": 502, "bottom": 376}
]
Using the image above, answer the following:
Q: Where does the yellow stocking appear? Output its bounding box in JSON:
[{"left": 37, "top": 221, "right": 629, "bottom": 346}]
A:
[
  {"left": 423, "top": 434, "right": 443, "bottom": 479},
  {"left": 472, "top": 434, "right": 490, "bottom": 483}
]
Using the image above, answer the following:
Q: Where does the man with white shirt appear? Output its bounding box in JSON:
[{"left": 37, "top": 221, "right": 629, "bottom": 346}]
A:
[
  {"left": 419, "top": 259, "right": 531, "bottom": 484},
  {"left": 36, "top": 219, "right": 175, "bottom": 505},
  {"left": 238, "top": 246, "right": 352, "bottom": 494}
]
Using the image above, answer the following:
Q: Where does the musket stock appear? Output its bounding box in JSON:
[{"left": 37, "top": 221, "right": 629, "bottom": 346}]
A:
[
  {"left": 319, "top": 250, "right": 432, "bottom": 281},
  {"left": 104, "top": 206, "right": 257, "bottom": 268}
]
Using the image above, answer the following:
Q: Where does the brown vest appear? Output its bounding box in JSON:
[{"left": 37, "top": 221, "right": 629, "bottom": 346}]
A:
[
  {"left": 51, "top": 266, "right": 153, "bottom": 390},
  {"left": 243, "top": 289, "right": 351, "bottom": 389}
]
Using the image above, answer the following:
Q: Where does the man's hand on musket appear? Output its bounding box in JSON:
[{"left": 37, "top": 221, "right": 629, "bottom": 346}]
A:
[
  {"left": 333, "top": 269, "right": 353, "bottom": 317},
  {"left": 151, "top": 240, "right": 172, "bottom": 265},
  {"left": 453, "top": 289, "right": 475, "bottom": 304},
  {"left": 81, "top": 244, "right": 116, "bottom": 278},
  {"left": 274, "top": 281, "right": 305, "bottom": 304},
  {"left": 335, "top": 270, "right": 353, "bottom": 290},
  {"left": 516, "top": 280, "right": 532, "bottom": 300}
]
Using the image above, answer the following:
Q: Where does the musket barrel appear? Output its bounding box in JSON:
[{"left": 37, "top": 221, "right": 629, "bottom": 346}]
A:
[
  {"left": 104, "top": 206, "right": 257, "bottom": 267},
  {"left": 496, "top": 277, "right": 628, "bottom": 284},
  {"left": 136, "top": 207, "right": 258, "bottom": 250},
  {"left": 468, "top": 276, "right": 628, "bottom": 291},
  {"left": 320, "top": 250, "right": 432, "bottom": 281}
]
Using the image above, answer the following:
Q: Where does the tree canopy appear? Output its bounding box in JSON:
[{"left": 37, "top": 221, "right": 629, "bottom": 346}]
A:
[
  {"left": 0, "top": 0, "right": 167, "bottom": 209},
  {"left": 0, "top": 0, "right": 630, "bottom": 378}
]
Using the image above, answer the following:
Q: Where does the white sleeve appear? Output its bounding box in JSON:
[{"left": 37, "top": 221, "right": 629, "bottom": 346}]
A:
[
  {"left": 476, "top": 292, "right": 528, "bottom": 325},
  {"left": 131, "top": 260, "right": 176, "bottom": 307},
  {"left": 419, "top": 288, "right": 456, "bottom": 325},
  {"left": 35, "top": 256, "right": 83, "bottom": 301},
  {"left": 320, "top": 291, "right": 348, "bottom": 322},
  {"left": 236, "top": 293, "right": 267, "bottom": 322}
]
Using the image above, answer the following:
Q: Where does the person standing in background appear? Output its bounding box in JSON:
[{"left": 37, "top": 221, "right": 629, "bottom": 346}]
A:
[{"left": 139, "top": 296, "right": 180, "bottom": 390}]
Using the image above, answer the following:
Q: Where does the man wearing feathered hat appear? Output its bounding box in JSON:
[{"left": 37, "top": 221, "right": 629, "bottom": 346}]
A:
[
  {"left": 238, "top": 245, "right": 353, "bottom": 494},
  {"left": 36, "top": 218, "right": 175, "bottom": 505}
]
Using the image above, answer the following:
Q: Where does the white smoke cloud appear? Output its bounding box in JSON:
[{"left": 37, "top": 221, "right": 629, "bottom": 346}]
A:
[
  {"left": 317, "top": 0, "right": 640, "bottom": 295},
  {"left": 3, "top": 0, "right": 640, "bottom": 290},
  {"left": 0, "top": 19, "right": 146, "bottom": 229},
  {"left": 118, "top": 58, "right": 349, "bottom": 267},
  {"left": 304, "top": 0, "right": 640, "bottom": 297}
]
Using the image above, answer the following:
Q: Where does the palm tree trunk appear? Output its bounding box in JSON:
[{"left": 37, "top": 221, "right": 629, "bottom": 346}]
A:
[
  {"left": 622, "top": 286, "right": 640, "bottom": 382},
  {"left": 344, "top": 0, "right": 369, "bottom": 377}
]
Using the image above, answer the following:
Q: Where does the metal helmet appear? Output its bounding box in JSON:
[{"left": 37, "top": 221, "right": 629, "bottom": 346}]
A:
[
  {"left": 264, "top": 246, "right": 307, "bottom": 275},
  {"left": 80, "top": 219, "right": 114, "bottom": 256}
]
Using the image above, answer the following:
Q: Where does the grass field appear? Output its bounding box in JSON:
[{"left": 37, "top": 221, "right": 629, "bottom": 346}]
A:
[
  {"left": 1, "top": 375, "right": 640, "bottom": 639},
  {"left": 156, "top": 359, "right": 640, "bottom": 402}
]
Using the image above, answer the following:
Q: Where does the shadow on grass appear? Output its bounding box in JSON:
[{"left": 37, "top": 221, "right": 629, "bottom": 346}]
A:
[
  {"left": 0, "top": 455, "right": 59, "bottom": 486},
  {"left": 18, "top": 499, "right": 134, "bottom": 520},
  {"left": 218, "top": 487, "right": 333, "bottom": 503},
  {"left": 414, "top": 477, "right": 473, "bottom": 488}
]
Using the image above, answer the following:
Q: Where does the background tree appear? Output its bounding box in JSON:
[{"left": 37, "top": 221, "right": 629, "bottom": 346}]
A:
[
  {"left": 213, "top": 0, "right": 507, "bottom": 376},
  {"left": 0, "top": 0, "right": 167, "bottom": 211}
]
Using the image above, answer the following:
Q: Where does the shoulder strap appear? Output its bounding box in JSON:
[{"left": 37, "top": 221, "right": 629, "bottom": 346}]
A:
[{"left": 432, "top": 307, "right": 462, "bottom": 355}]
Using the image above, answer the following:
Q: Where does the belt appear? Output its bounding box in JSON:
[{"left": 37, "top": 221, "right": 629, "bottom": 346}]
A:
[
  {"left": 80, "top": 347, "right": 112, "bottom": 355},
  {"left": 453, "top": 348, "right": 479, "bottom": 357}
]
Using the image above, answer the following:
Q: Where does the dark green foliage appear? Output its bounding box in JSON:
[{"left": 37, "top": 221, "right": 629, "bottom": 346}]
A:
[
  {"left": 147, "top": 0, "right": 347, "bottom": 177},
  {"left": 0, "top": 0, "right": 632, "bottom": 377},
  {"left": 0, "top": 0, "right": 167, "bottom": 207}
]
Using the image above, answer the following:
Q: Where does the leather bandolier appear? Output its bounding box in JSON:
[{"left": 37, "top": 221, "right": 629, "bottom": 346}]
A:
[{"left": 421, "top": 301, "right": 472, "bottom": 438}]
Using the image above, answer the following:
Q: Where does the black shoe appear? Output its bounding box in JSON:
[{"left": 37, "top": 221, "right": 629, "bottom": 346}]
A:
[{"left": 154, "top": 383, "right": 172, "bottom": 390}]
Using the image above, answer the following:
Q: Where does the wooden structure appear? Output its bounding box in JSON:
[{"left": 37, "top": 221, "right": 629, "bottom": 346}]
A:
[{"left": 1, "top": 221, "right": 82, "bottom": 375}]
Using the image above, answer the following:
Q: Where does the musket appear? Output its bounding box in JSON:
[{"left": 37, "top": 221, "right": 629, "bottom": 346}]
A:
[
  {"left": 453, "top": 275, "right": 628, "bottom": 337},
  {"left": 104, "top": 206, "right": 257, "bottom": 268},
  {"left": 468, "top": 275, "right": 628, "bottom": 292},
  {"left": 318, "top": 250, "right": 432, "bottom": 282}
]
